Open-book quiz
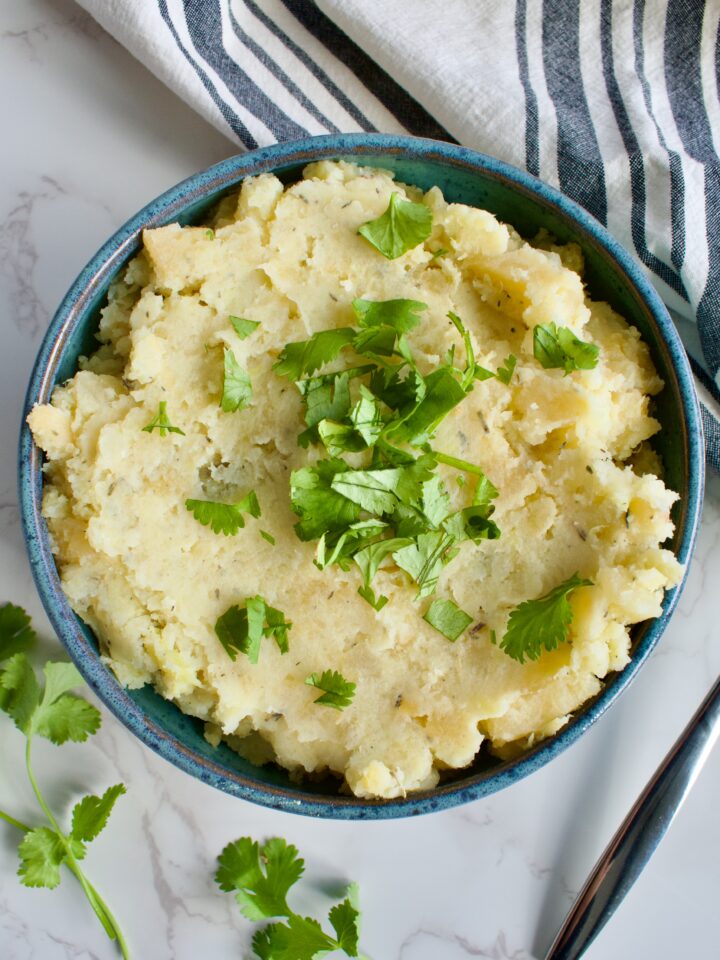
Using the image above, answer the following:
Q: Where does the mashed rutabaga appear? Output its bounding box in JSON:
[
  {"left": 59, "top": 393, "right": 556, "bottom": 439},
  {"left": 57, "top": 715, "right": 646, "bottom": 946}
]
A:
[{"left": 28, "top": 161, "right": 682, "bottom": 799}]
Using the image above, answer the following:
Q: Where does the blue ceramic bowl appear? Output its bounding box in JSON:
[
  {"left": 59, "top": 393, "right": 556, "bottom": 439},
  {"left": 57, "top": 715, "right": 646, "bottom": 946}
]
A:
[{"left": 19, "top": 134, "right": 704, "bottom": 819}]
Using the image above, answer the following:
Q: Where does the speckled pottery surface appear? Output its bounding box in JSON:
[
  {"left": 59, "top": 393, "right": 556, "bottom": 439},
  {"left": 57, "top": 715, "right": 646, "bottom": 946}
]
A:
[{"left": 18, "top": 134, "right": 704, "bottom": 820}]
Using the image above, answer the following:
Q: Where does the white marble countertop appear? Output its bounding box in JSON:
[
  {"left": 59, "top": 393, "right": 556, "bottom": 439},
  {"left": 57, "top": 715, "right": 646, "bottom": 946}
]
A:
[{"left": 2, "top": 3, "right": 719, "bottom": 958}]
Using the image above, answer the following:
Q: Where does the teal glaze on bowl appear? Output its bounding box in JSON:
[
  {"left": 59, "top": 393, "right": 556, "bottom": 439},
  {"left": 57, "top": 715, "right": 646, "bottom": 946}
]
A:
[{"left": 19, "top": 134, "right": 704, "bottom": 819}]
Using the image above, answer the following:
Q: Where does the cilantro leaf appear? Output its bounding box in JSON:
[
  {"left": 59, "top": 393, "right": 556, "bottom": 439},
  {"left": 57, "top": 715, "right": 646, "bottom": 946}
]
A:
[
  {"left": 392, "top": 532, "right": 452, "bottom": 599},
  {"left": 330, "top": 467, "right": 403, "bottom": 515},
  {"left": 305, "top": 670, "right": 356, "bottom": 710},
  {"left": 34, "top": 694, "right": 101, "bottom": 745},
  {"left": 31, "top": 662, "right": 101, "bottom": 744},
  {"left": 423, "top": 598, "right": 473, "bottom": 641},
  {"left": 298, "top": 372, "right": 352, "bottom": 445},
  {"left": 0, "top": 603, "right": 36, "bottom": 661},
  {"left": 0, "top": 653, "right": 40, "bottom": 733},
  {"left": 317, "top": 419, "right": 366, "bottom": 457},
  {"left": 186, "top": 491, "right": 261, "bottom": 536},
  {"left": 70, "top": 784, "right": 126, "bottom": 845},
  {"left": 421, "top": 476, "right": 451, "bottom": 527},
  {"left": 316, "top": 520, "right": 388, "bottom": 571},
  {"left": 290, "top": 460, "right": 361, "bottom": 541},
  {"left": 533, "top": 323, "right": 599, "bottom": 374},
  {"left": 18, "top": 827, "right": 66, "bottom": 889},
  {"left": 253, "top": 915, "right": 336, "bottom": 960},
  {"left": 329, "top": 883, "right": 361, "bottom": 957},
  {"left": 352, "top": 298, "right": 426, "bottom": 334},
  {"left": 386, "top": 368, "right": 467, "bottom": 445},
  {"left": 274, "top": 328, "right": 355, "bottom": 380},
  {"left": 260, "top": 530, "right": 276, "bottom": 545},
  {"left": 142, "top": 401, "right": 185, "bottom": 436},
  {"left": 215, "top": 836, "right": 304, "bottom": 921},
  {"left": 353, "top": 537, "right": 413, "bottom": 590},
  {"left": 230, "top": 316, "right": 260, "bottom": 339},
  {"left": 349, "top": 387, "right": 384, "bottom": 447},
  {"left": 500, "top": 573, "right": 592, "bottom": 663},
  {"left": 358, "top": 192, "right": 433, "bottom": 259},
  {"left": 222, "top": 348, "right": 252, "bottom": 412},
  {"left": 39, "top": 661, "right": 83, "bottom": 705},
  {"left": 357, "top": 586, "right": 389, "bottom": 611},
  {"left": 215, "top": 598, "right": 291, "bottom": 664},
  {"left": 447, "top": 311, "right": 476, "bottom": 390},
  {"left": 496, "top": 354, "right": 517, "bottom": 385}
]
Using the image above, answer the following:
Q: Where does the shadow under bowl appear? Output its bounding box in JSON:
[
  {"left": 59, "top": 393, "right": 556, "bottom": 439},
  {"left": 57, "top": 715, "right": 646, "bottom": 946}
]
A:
[{"left": 18, "top": 134, "right": 705, "bottom": 819}]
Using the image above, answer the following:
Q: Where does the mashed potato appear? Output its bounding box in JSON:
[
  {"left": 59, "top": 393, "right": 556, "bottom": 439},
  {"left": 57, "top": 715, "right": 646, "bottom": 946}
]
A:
[{"left": 28, "top": 161, "right": 682, "bottom": 799}]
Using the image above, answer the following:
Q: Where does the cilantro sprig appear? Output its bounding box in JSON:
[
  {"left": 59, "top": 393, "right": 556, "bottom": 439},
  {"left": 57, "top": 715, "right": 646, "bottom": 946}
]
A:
[
  {"left": 499, "top": 573, "right": 592, "bottom": 663},
  {"left": 305, "top": 670, "right": 356, "bottom": 710},
  {"left": 215, "top": 836, "right": 363, "bottom": 959},
  {"left": 0, "top": 604, "right": 128, "bottom": 957},
  {"left": 533, "top": 323, "right": 599, "bottom": 374},
  {"left": 358, "top": 191, "right": 432, "bottom": 259},
  {"left": 186, "top": 490, "right": 261, "bottom": 536}
]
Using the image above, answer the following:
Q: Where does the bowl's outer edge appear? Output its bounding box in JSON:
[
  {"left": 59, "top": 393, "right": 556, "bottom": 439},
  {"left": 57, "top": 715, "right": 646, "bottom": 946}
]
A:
[{"left": 18, "top": 133, "right": 705, "bottom": 819}]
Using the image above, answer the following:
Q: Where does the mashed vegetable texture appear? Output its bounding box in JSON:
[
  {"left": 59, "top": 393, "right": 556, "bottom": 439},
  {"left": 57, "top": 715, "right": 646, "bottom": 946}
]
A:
[{"left": 28, "top": 162, "right": 682, "bottom": 799}]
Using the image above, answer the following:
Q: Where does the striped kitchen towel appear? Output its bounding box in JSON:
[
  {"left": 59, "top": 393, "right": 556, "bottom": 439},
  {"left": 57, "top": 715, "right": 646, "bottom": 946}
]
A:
[{"left": 78, "top": 0, "right": 720, "bottom": 469}]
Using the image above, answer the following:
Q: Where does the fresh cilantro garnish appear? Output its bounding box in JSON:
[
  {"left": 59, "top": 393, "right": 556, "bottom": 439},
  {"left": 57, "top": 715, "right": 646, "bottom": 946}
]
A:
[
  {"left": 305, "top": 670, "right": 356, "bottom": 710},
  {"left": 205, "top": 228, "right": 215, "bottom": 240},
  {"left": 0, "top": 606, "right": 128, "bottom": 956},
  {"left": 423, "top": 598, "right": 473, "bottom": 641},
  {"left": 290, "top": 460, "right": 361, "bottom": 542},
  {"left": 142, "top": 400, "right": 185, "bottom": 436},
  {"left": 216, "top": 837, "right": 304, "bottom": 920},
  {"left": 392, "top": 531, "right": 452, "bottom": 599},
  {"left": 275, "top": 299, "right": 505, "bottom": 611},
  {"left": 222, "top": 348, "right": 253, "bottom": 412},
  {"left": 186, "top": 491, "right": 261, "bottom": 536},
  {"left": 500, "top": 573, "right": 592, "bottom": 663},
  {"left": 260, "top": 530, "right": 276, "bottom": 545},
  {"left": 230, "top": 316, "right": 261, "bottom": 339},
  {"left": 0, "top": 603, "right": 37, "bottom": 660},
  {"left": 533, "top": 323, "right": 599, "bottom": 374},
  {"left": 358, "top": 192, "right": 433, "bottom": 259},
  {"left": 216, "top": 835, "right": 363, "bottom": 960},
  {"left": 215, "top": 597, "right": 291, "bottom": 664},
  {"left": 273, "top": 328, "right": 355, "bottom": 380}
]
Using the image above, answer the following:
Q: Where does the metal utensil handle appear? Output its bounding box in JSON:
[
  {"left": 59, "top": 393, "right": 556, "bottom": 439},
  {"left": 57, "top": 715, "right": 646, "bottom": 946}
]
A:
[{"left": 545, "top": 674, "right": 720, "bottom": 960}]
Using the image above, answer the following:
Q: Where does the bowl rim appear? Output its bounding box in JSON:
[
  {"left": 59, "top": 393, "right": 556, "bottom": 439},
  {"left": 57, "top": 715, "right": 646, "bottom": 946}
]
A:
[{"left": 18, "top": 133, "right": 705, "bottom": 819}]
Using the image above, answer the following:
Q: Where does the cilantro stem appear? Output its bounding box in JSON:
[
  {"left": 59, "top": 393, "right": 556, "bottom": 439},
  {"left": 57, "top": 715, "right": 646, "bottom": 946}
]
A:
[
  {"left": 24, "top": 738, "right": 130, "bottom": 959},
  {"left": 433, "top": 451, "right": 486, "bottom": 475},
  {"left": 0, "top": 808, "right": 31, "bottom": 832}
]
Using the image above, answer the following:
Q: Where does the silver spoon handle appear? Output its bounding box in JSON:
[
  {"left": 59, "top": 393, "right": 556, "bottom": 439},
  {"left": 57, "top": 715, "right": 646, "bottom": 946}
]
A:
[{"left": 545, "top": 673, "right": 720, "bottom": 960}]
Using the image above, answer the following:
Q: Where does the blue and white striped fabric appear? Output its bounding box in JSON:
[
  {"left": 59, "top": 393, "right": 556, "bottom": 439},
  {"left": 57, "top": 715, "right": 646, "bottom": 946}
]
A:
[{"left": 80, "top": 0, "right": 720, "bottom": 469}]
